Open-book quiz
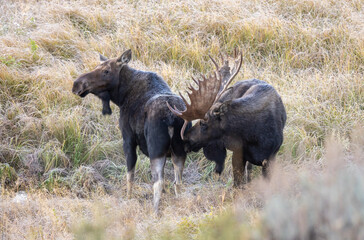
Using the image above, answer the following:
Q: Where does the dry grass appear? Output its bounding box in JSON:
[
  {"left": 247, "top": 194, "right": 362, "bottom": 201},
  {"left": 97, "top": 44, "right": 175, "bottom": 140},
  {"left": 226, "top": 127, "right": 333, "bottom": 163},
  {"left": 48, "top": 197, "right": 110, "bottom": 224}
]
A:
[{"left": 0, "top": 0, "right": 363, "bottom": 239}]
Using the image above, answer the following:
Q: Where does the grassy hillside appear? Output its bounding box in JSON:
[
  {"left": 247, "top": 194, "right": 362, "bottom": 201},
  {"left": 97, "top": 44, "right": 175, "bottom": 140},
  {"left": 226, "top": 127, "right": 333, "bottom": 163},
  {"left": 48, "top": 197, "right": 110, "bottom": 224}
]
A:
[{"left": 0, "top": 0, "right": 363, "bottom": 239}]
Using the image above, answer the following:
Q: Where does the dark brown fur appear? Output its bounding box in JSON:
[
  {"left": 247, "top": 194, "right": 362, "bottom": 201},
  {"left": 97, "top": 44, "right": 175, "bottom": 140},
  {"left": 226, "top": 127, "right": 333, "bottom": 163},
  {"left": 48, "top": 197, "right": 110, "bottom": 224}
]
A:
[
  {"left": 184, "top": 79, "right": 286, "bottom": 186},
  {"left": 72, "top": 50, "right": 189, "bottom": 212}
]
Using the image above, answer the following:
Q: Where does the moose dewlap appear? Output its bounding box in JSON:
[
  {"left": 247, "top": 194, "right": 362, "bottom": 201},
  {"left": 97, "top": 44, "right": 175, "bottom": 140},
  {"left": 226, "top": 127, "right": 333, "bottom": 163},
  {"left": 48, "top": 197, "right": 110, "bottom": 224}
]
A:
[{"left": 72, "top": 49, "right": 190, "bottom": 213}]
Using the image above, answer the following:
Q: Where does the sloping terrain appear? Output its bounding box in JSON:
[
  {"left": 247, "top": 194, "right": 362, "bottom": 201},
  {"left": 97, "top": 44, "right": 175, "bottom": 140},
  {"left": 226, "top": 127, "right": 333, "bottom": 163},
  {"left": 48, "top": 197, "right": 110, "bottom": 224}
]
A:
[{"left": 0, "top": 0, "right": 363, "bottom": 239}]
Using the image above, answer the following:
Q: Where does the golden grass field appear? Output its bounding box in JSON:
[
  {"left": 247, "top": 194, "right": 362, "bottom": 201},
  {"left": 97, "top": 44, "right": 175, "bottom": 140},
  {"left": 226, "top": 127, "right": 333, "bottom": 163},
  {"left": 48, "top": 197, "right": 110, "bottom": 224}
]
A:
[{"left": 0, "top": 0, "right": 363, "bottom": 239}]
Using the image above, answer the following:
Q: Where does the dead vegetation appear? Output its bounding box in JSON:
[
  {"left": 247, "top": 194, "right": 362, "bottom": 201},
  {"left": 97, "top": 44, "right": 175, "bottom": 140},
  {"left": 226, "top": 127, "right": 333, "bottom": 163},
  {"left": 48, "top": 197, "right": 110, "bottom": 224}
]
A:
[{"left": 0, "top": 0, "right": 363, "bottom": 239}]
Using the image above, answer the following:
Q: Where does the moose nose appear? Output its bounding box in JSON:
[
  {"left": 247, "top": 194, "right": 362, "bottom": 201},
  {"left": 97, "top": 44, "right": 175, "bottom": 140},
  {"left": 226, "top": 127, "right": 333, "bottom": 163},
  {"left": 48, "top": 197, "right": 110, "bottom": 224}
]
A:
[
  {"left": 72, "top": 76, "right": 87, "bottom": 95},
  {"left": 184, "top": 142, "right": 192, "bottom": 153},
  {"left": 72, "top": 81, "right": 81, "bottom": 95}
]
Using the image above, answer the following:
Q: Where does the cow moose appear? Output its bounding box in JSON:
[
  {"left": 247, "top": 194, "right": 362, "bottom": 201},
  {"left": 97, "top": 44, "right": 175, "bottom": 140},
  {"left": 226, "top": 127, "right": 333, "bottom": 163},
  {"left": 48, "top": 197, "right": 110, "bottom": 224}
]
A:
[
  {"left": 72, "top": 49, "right": 189, "bottom": 213},
  {"left": 167, "top": 50, "right": 286, "bottom": 186}
]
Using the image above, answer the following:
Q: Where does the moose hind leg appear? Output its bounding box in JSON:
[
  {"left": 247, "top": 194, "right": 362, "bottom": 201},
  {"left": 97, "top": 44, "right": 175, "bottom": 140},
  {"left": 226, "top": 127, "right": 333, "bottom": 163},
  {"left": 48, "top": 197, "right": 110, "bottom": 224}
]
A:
[
  {"left": 171, "top": 154, "right": 185, "bottom": 196},
  {"left": 232, "top": 149, "right": 246, "bottom": 187},
  {"left": 245, "top": 162, "right": 253, "bottom": 183},
  {"left": 127, "top": 168, "right": 135, "bottom": 199},
  {"left": 262, "top": 159, "right": 272, "bottom": 179},
  {"left": 123, "top": 140, "right": 137, "bottom": 199},
  {"left": 151, "top": 157, "right": 166, "bottom": 213}
]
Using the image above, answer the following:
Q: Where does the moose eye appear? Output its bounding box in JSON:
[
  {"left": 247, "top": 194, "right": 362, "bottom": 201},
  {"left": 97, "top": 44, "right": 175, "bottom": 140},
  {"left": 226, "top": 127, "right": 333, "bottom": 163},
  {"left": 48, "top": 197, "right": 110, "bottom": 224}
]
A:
[
  {"left": 200, "top": 122, "right": 208, "bottom": 132},
  {"left": 103, "top": 70, "right": 109, "bottom": 75}
]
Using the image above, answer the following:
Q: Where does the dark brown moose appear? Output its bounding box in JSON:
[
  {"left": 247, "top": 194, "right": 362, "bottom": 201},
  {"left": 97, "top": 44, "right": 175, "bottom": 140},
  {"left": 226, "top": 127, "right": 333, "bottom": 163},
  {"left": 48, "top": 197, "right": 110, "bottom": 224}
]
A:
[
  {"left": 168, "top": 50, "right": 286, "bottom": 186},
  {"left": 72, "top": 49, "right": 189, "bottom": 213}
]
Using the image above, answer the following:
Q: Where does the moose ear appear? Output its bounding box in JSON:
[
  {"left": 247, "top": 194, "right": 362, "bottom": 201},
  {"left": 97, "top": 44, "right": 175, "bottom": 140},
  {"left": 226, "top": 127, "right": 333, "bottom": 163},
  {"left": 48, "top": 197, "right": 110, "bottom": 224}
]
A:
[
  {"left": 212, "top": 101, "right": 230, "bottom": 118},
  {"left": 219, "top": 102, "right": 230, "bottom": 114},
  {"left": 99, "top": 53, "right": 108, "bottom": 62},
  {"left": 116, "top": 49, "right": 132, "bottom": 66}
]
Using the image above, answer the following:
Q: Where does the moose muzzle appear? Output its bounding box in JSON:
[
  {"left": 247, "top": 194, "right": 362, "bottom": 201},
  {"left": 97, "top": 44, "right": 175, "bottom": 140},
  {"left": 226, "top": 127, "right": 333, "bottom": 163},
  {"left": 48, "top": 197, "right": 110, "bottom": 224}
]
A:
[{"left": 72, "top": 75, "right": 90, "bottom": 97}]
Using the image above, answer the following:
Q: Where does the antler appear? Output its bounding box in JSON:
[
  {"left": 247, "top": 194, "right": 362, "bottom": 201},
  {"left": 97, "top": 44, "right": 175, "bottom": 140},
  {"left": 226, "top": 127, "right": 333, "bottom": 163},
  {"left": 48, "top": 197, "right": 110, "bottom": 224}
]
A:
[
  {"left": 167, "top": 72, "right": 222, "bottom": 139},
  {"left": 167, "top": 49, "right": 242, "bottom": 140},
  {"left": 210, "top": 48, "right": 243, "bottom": 101}
]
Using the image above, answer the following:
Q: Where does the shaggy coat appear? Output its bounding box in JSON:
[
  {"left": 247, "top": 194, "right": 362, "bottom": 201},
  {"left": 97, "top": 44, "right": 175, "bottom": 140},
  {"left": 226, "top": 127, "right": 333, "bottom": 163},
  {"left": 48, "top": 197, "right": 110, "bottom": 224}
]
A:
[
  {"left": 72, "top": 50, "right": 188, "bottom": 212},
  {"left": 185, "top": 79, "right": 286, "bottom": 184}
]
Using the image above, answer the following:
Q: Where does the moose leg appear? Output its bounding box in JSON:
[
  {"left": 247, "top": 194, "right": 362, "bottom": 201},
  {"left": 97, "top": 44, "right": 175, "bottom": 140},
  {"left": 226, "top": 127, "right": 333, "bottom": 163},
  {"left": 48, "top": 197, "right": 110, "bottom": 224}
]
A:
[
  {"left": 123, "top": 141, "right": 137, "bottom": 199},
  {"left": 262, "top": 159, "right": 270, "bottom": 179},
  {"left": 232, "top": 150, "right": 246, "bottom": 187},
  {"left": 246, "top": 162, "right": 253, "bottom": 183},
  {"left": 171, "top": 154, "right": 185, "bottom": 196},
  {"left": 127, "top": 168, "right": 135, "bottom": 199},
  {"left": 151, "top": 156, "right": 166, "bottom": 213}
]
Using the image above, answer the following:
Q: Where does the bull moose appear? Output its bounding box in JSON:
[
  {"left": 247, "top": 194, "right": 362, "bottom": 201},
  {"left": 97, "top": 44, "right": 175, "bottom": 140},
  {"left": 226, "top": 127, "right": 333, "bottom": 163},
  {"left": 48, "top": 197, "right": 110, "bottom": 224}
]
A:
[
  {"left": 72, "top": 49, "right": 189, "bottom": 213},
  {"left": 167, "top": 50, "right": 286, "bottom": 186}
]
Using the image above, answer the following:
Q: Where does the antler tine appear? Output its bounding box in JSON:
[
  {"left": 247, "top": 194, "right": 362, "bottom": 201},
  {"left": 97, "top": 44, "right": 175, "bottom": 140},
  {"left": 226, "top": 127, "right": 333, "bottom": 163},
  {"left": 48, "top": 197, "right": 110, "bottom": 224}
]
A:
[
  {"left": 223, "top": 50, "right": 242, "bottom": 90},
  {"left": 219, "top": 52, "right": 224, "bottom": 64},
  {"left": 166, "top": 100, "right": 189, "bottom": 140},
  {"left": 209, "top": 54, "right": 219, "bottom": 72},
  {"left": 233, "top": 47, "right": 238, "bottom": 58},
  {"left": 232, "top": 48, "right": 241, "bottom": 72},
  {"left": 187, "top": 83, "right": 194, "bottom": 93},
  {"left": 180, "top": 120, "right": 188, "bottom": 140},
  {"left": 166, "top": 101, "right": 183, "bottom": 116},
  {"left": 178, "top": 91, "right": 190, "bottom": 107},
  {"left": 215, "top": 49, "right": 243, "bottom": 101},
  {"left": 191, "top": 76, "right": 199, "bottom": 86}
]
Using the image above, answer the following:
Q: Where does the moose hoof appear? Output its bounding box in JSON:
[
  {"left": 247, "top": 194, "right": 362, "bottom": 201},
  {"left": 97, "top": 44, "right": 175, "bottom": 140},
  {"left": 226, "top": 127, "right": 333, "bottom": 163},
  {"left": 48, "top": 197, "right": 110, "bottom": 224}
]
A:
[
  {"left": 233, "top": 182, "right": 245, "bottom": 189},
  {"left": 212, "top": 173, "right": 221, "bottom": 182},
  {"left": 102, "top": 107, "right": 112, "bottom": 115},
  {"left": 127, "top": 193, "right": 132, "bottom": 200},
  {"left": 174, "top": 184, "right": 182, "bottom": 197}
]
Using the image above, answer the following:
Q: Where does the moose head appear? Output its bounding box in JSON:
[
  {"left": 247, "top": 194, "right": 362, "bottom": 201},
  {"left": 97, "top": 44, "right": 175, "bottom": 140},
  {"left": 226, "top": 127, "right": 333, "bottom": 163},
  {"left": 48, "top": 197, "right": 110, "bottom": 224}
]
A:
[
  {"left": 72, "top": 49, "right": 132, "bottom": 98},
  {"left": 167, "top": 49, "right": 242, "bottom": 151}
]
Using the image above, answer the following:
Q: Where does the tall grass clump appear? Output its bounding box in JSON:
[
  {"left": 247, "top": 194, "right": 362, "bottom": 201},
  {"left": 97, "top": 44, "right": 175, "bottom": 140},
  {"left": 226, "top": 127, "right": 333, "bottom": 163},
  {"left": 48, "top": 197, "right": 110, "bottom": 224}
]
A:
[{"left": 0, "top": 0, "right": 363, "bottom": 238}]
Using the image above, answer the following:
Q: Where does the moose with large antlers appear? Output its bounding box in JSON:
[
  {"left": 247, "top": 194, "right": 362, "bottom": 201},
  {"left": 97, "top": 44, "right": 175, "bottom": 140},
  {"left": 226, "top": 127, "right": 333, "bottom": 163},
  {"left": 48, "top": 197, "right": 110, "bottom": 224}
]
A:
[
  {"left": 168, "top": 50, "right": 286, "bottom": 186},
  {"left": 72, "top": 49, "right": 190, "bottom": 213}
]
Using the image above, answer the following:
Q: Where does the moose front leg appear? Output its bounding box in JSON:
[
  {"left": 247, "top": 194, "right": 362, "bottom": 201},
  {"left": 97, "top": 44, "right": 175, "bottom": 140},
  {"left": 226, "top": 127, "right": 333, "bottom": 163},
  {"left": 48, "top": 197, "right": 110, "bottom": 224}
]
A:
[
  {"left": 151, "top": 157, "right": 166, "bottom": 214},
  {"left": 171, "top": 154, "right": 185, "bottom": 196},
  {"left": 232, "top": 149, "right": 246, "bottom": 187}
]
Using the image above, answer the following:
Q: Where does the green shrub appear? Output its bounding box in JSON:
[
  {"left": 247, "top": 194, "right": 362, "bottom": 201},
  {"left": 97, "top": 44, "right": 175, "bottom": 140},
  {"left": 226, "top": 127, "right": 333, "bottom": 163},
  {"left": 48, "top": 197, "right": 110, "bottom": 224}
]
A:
[{"left": 0, "top": 163, "right": 17, "bottom": 186}]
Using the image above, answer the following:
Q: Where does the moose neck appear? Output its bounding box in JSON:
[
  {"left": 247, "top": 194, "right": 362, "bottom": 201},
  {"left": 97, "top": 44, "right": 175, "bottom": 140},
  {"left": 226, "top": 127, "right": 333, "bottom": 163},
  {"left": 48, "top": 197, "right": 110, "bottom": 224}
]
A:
[
  {"left": 105, "top": 65, "right": 130, "bottom": 105},
  {"left": 108, "top": 65, "right": 156, "bottom": 109}
]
